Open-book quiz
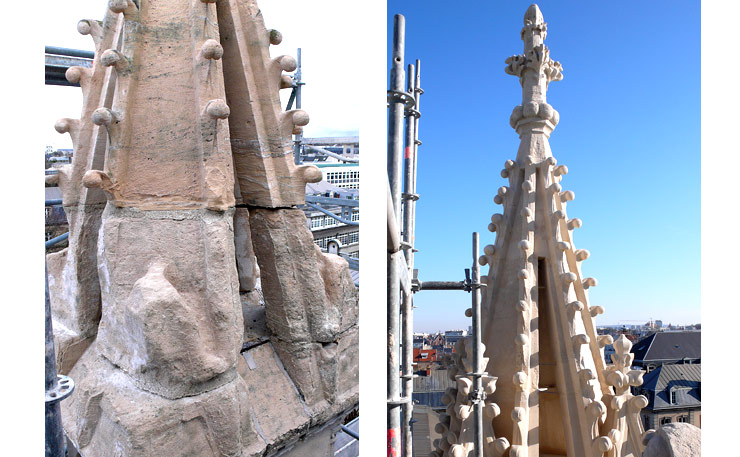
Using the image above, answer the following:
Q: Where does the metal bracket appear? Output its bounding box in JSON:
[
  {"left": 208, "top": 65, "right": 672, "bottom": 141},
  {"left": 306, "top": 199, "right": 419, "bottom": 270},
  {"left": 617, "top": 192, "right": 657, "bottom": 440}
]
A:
[
  {"left": 467, "top": 387, "right": 487, "bottom": 404},
  {"left": 45, "top": 374, "right": 74, "bottom": 405},
  {"left": 463, "top": 268, "right": 472, "bottom": 292},
  {"left": 402, "top": 192, "right": 420, "bottom": 201},
  {"left": 387, "top": 90, "right": 416, "bottom": 110},
  {"left": 387, "top": 396, "right": 412, "bottom": 406},
  {"left": 405, "top": 108, "right": 421, "bottom": 119}
]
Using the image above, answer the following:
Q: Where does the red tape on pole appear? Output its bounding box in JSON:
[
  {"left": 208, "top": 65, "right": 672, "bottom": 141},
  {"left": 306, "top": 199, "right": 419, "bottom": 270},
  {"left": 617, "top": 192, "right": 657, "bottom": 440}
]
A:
[{"left": 387, "top": 428, "right": 400, "bottom": 457}]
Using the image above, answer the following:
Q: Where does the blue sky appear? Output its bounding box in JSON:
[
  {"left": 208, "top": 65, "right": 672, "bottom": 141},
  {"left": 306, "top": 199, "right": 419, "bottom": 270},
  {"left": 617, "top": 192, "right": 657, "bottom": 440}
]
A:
[{"left": 388, "top": 1, "right": 701, "bottom": 332}]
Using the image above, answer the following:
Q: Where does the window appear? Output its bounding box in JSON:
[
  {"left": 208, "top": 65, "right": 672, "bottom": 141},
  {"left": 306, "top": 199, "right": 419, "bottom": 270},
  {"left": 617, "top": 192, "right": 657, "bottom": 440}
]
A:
[
  {"left": 678, "top": 415, "right": 689, "bottom": 423},
  {"left": 670, "top": 390, "right": 677, "bottom": 405},
  {"left": 660, "top": 417, "right": 672, "bottom": 425}
]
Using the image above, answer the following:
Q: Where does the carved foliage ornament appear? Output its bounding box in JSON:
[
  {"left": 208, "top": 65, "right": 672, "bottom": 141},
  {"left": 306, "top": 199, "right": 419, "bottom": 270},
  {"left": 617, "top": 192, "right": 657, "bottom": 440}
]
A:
[{"left": 504, "top": 45, "right": 563, "bottom": 84}]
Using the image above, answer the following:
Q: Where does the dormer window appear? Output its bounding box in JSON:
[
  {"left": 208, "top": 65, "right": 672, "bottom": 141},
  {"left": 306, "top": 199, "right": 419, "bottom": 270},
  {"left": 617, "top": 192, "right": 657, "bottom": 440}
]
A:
[{"left": 670, "top": 390, "right": 677, "bottom": 404}]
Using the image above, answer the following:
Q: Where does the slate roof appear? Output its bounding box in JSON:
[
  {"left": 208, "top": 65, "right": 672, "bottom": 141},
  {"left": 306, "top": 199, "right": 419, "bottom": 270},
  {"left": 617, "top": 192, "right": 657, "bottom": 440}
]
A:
[
  {"left": 641, "top": 363, "right": 701, "bottom": 410},
  {"left": 631, "top": 331, "right": 701, "bottom": 364}
]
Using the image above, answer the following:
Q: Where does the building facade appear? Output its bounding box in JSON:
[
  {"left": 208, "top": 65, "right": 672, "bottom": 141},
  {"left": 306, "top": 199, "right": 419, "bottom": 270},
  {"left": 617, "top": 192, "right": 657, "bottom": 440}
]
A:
[
  {"left": 635, "top": 364, "right": 701, "bottom": 429},
  {"left": 301, "top": 137, "right": 360, "bottom": 261}
]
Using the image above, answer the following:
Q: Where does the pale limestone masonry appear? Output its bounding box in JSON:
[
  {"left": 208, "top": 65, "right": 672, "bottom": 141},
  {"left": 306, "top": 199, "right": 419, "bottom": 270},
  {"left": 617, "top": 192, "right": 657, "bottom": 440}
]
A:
[
  {"left": 431, "top": 5, "right": 699, "bottom": 457},
  {"left": 48, "top": 1, "right": 357, "bottom": 456}
]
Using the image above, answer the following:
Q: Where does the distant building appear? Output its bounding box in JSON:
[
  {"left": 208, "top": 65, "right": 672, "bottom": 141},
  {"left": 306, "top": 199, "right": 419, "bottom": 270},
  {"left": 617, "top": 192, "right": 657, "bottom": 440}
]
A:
[
  {"left": 603, "top": 344, "right": 616, "bottom": 365},
  {"left": 45, "top": 147, "right": 74, "bottom": 171},
  {"left": 45, "top": 187, "right": 67, "bottom": 245},
  {"left": 443, "top": 330, "right": 467, "bottom": 349},
  {"left": 304, "top": 181, "right": 359, "bottom": 259},
  {"left": 413, "top": 348, "right": 438, "bottom": 375},
  {"left": 300, "top": 137, "right": 360, "bottom": 273},
  {"left": 301, "top": 137, "right": 359, "bottom": 189},
  {"left": 413, "top": 333, "right": 431, "bottom": 349},
  {"left": 634, "top": 364, "right": 701, "bottom": 429},
  {"left": 630, "top": 331, "right": 701, "bottom": 372},
  {"left": 430, "top": 334, "right": 445, "bottom": 350},
  {"left": 301, "top": 137, "right": 358, "bottom": 162},
  {"left": 316, "top": 163, "right": 359, "bottom": 190}
]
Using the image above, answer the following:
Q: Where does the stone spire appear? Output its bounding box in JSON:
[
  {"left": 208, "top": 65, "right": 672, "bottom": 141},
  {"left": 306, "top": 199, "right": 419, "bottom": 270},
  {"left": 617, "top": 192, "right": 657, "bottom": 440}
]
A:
[{"left": 431, "top": 5, "right": 648, "bottom": 457}]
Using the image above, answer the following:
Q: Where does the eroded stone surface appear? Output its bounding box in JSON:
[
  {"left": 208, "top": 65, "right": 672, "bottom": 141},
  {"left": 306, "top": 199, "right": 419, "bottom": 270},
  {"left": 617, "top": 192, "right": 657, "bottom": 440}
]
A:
[
  {"left": 250, "top": 208, "right": 342, "bottom": 344},
  {"left": 248, "top": 207, "right": 358, "bottom": 409},
  {"left": 95, "top": 206, "right": 242, "bottom": 399},
  {"left": 643, "top": 423, "right": 701, "bottom": 457},
  {"left": 64, "top": 346, "right": 264, "bottom": 457},
  {"left": 53, "top": 1, "right": 358, "bottom": 455}
]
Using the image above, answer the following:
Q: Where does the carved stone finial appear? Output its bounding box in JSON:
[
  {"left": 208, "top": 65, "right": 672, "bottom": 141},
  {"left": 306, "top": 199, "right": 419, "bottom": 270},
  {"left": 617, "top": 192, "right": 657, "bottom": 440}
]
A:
[
  {"left": 507, "top": 4, "right": 563, "bottom": 137},
  {"left": 524, "top": 4, "right": 544, "bottom": 26}
]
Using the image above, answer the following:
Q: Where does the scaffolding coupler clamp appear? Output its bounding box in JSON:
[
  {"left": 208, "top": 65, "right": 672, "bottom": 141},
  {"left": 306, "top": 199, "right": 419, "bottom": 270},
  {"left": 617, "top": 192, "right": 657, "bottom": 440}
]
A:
[
  {"left": 463, "top": 268, "right": 486, "bottom": 293},
  {"left": 387, "top": 90, "right": 416, "bottom": 110},
  {"left": 46, "top": 374, "right": 75, "bottom": 405},
  {"left": 468, "top": 387, "right": 487, "bottom": 404},
  {"left": 405, "top": 107, "right": 421, "bottom": 119},
  {"left": 402, "top": 192, "right": 420, "bottom": 201},
  {"left": 387, "top": 396, "right": 412, "bottom": 406}
]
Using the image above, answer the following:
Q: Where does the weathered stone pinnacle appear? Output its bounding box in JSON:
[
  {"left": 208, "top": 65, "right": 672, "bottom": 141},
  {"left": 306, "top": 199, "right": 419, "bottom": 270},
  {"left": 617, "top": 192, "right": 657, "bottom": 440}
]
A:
[{"left": 49, "top": 2, "right": 358, "bottom": 456}]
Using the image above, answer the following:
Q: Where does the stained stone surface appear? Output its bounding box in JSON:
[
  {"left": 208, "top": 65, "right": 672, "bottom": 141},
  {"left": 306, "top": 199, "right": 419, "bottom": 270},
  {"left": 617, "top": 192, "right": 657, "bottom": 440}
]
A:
[
  {"left": 217, "top": 0, "right": 323, "bottom": 208},
  {"left": 94, "top": 207, "right": 242, "bottom": 399},
  {"left": 52, "top": 1, "right": 358, "bottom": 455},
  {"left": 249, "top": 208, "right": 343, "bottom": 344},
  {"left": 64, "top": 346, "right": 264, "bottom": 457}
]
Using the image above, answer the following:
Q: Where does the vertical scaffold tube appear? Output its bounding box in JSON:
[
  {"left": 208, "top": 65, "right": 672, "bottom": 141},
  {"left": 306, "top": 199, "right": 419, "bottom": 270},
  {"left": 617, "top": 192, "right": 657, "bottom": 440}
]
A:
[
  {"left": 387, "top": 13, "right": 406, "bottom": 457},
  {"left": 293, "top": 48, "right": 303, "bottom": 165},
  {"left": 411, "top": 61, "right": 422, "bottom": 252},
  {"left": 401, "top": 63, "right": 417, "bottom": 457},
  {"left": 45, "top": 262, "right": 66, "bottom": 457}
]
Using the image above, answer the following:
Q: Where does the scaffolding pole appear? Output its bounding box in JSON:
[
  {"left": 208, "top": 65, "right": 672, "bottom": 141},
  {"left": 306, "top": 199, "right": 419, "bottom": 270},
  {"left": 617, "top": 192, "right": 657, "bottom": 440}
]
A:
[
  {"left": 45, "top": 260, "right": 74, "bottom": 457},
  {"left": 387, "top": 13, "right": 406, "bottom": 457},
  {"left": 400, "top": 61, "right": 417, "bottom": 457},
  {"left": 293, "top": 48, "right": 303, "bottom": 164}
]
